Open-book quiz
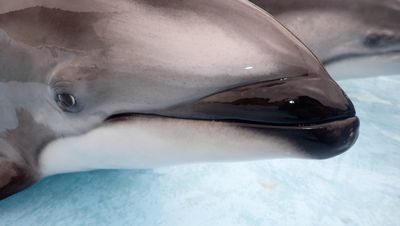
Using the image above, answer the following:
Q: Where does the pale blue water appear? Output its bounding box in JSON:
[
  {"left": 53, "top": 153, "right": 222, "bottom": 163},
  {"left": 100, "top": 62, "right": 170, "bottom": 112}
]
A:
[{"left": 1, "top": 76, "right": 400, "bottom": 226}]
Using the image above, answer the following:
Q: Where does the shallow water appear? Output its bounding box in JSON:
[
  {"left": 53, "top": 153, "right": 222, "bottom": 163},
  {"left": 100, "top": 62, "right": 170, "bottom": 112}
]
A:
[{"left": 1, "top": 75, "right": 399, "bottom": 226}]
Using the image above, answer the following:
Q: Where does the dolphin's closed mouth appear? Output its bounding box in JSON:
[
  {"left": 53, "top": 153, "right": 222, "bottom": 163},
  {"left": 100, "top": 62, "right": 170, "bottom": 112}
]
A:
[
  {"left": 105, "top": 76, "right": 359, "bottom": 159},
  {"left": 106, "top": 115, "right": 359, "bottom": 159}
]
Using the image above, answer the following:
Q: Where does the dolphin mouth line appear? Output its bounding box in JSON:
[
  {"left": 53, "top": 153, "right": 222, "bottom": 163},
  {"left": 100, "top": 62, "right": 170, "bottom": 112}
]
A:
[
  {"left": 104, "top": 114, "right": 359, "bottom": 159},
  {"left": 104, "top": 112, "right": 357, "bottom": 130}
]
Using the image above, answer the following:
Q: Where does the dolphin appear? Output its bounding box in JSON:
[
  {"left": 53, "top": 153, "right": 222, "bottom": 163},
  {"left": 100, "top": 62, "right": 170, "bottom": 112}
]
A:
[
  {"left": 250, "top": 0, "right": 400, "bottom": 79},
  {"left": 0, "top": 0, "right": 359, "bottom": 199}
]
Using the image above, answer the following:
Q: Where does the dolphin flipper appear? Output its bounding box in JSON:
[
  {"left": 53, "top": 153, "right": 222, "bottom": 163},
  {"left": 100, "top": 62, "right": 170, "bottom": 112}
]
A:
[{"left": 0, "top": 158, "right": 36, "bottom": 200}]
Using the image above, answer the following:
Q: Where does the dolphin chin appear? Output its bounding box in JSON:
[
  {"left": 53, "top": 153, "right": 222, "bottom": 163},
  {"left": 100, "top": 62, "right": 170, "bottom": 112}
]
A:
[
  {"left": 105, "top": 115, "right": 359, "bottom": 160},
  {"left": 39, "top": 115, "right": 359, "bottom": 177}
]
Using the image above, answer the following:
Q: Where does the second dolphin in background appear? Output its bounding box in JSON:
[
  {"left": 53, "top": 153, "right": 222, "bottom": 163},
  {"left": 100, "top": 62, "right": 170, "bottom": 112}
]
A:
[{"left": 250, "top": 0, "right": 400, "bottom": 79}]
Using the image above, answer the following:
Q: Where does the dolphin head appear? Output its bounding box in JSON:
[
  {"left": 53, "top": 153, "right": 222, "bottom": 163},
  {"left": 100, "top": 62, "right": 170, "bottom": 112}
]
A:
[
  {"left": 0, "top": 0, "right": 358, "bottom": 199},
  {"left": 251, "top": 0, "right": 400, "bottom": 78}
]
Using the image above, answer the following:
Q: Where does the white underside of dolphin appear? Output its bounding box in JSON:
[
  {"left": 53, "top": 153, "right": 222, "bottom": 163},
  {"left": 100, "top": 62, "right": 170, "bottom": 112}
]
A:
[{"left": 39, "top": 117, "right": 301, "bottom": 176}]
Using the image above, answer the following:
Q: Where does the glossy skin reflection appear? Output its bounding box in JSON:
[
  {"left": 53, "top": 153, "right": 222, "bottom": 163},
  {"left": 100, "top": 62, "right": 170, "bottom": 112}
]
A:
[{"left": 0, "top": 0, "right": 358, "bottom": 199}]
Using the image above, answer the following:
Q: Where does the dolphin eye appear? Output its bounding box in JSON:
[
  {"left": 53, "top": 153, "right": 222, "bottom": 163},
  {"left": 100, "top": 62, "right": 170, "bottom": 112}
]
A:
[{"left": 55, "top": 93, "right": 78, "bottom": 112}]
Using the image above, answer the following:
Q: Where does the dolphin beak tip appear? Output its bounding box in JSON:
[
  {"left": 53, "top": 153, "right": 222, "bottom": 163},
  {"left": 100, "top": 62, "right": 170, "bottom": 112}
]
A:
[
  {"left": 299, "top": 116, "right": 360, "bottom": 159},
  {"left": 156, "top": 74, "right": 360, "bottom": 159}
]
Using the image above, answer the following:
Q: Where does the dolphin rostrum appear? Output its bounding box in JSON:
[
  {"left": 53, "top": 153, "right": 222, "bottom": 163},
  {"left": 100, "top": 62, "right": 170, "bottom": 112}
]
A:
[
  {"left": 250, "top": 0, "right": 400, "bottom": 79},
  {"left": 0, "top": 0, "right": 359, "bottom": 199}
]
